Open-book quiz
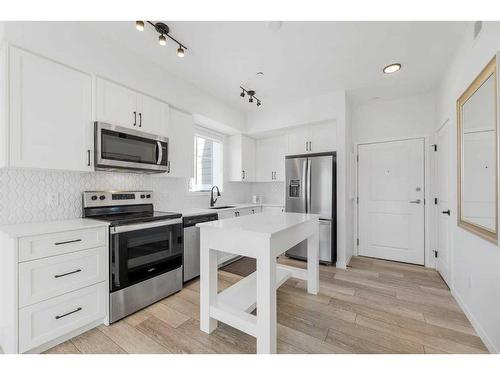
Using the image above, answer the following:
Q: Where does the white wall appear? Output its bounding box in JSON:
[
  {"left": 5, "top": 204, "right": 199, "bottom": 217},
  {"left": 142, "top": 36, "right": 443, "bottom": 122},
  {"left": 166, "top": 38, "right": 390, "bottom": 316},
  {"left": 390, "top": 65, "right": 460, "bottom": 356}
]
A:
[
  {"left": 352, "top": 92, "right": 436, "bottom": 143},
  {"left": 436, "top": 21, "right": 500, "bottom": 353}
]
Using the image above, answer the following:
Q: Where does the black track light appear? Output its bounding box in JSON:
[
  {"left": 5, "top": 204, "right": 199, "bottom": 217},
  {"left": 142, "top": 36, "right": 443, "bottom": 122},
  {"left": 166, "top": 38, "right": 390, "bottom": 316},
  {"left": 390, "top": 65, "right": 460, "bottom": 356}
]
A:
[
  {"left": 240, "top": 90, "right": 245, "bottom": 98},
  {"left": 239, "top": 87, "right": 261, "bottom": 107},
  {"left": 177, "top": 45, "right": 185, "bottom": 58},
  {"left": 257, "top": 101, "right": 261, "bottom": 107},
  {"left": 249, "top": 96, "right": 254, "bottom": 103},
  {"left": 136, "top": 21, "right": 188, "bottom": 58},
  {"left": 159, "top": 34, "right": 167, "bottom": 46}
]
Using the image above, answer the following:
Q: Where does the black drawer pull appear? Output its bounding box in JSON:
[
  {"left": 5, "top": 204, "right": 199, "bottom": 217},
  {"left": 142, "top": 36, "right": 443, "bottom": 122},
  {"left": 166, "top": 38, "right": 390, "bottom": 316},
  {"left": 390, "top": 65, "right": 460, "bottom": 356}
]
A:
[
  {"left": 54, "top": 239, "right": 82, "bottom": 246},
  {"left": 54, "top": 269, "right": 82, "bottom": 278},
  {"left": 55, "top": 307, "right": 82, "bottom": 320}
]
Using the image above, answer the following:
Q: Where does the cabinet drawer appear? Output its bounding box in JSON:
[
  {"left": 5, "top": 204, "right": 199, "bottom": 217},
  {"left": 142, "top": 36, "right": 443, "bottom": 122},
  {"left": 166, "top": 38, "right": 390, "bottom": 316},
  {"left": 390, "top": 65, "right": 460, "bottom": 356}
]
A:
[
  {"left": 19, "top": 247, "right": 107, "bottom": 307},
  {"left": 19, "top": 282, "right": 106, "bottom": 353},
  {"left": 19, "top": 227, "right": 107, "bottom": 262}
]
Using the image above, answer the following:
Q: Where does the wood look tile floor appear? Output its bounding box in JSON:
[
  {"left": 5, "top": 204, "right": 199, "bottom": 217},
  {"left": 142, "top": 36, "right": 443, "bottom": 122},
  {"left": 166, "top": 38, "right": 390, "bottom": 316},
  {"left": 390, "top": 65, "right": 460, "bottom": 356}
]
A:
[{"left": 44, "top": 256, "right": 489, "bottom": 354}]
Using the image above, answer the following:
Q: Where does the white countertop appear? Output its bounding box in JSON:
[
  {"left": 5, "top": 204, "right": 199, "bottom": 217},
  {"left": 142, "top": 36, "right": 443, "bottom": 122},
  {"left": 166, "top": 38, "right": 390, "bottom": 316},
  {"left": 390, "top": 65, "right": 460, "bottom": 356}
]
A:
[
  {"left": 180, "top": 203, "right": 284, "bottom": 217},
  {"left": 0, "top": 218, "right": 109, "bottom": 238},
  {"left": 197, "top": 212, "right": 319, "bottom": 238}
]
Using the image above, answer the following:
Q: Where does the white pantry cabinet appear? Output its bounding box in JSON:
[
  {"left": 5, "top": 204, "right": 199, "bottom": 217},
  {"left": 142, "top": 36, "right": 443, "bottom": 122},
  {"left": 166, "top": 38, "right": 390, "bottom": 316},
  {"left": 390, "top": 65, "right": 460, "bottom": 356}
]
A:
[
  {"left": 256, "top": 135, "right": 287, "bottom": 182},
  {"left": 228, "top": 134, "right": 256, "bottom": 182},
  {"left": 96, "top": 77, "right": 169, "bottom": 136},
  {"left": 7, "top": 47, "right": 93, "bottom": 171},
  {"left": 168, "top": 108, "right": 194, "bottom": 178},
  {"left": 286, "top": 121, "right": 336, "bottom": 155}
]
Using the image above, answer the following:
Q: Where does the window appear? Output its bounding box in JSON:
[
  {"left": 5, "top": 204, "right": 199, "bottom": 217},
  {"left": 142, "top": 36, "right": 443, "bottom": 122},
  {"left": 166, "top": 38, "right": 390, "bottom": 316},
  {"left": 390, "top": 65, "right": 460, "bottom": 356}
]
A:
[{"left": 190, "top": 128, "right": 223, "bottom": 192}]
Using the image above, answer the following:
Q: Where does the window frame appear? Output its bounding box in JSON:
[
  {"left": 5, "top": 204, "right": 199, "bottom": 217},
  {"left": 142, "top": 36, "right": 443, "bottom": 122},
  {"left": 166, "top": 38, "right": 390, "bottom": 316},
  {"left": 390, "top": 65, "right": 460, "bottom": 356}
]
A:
[{"left": 190, "top": 126, "right": 224, "bottom": 193}]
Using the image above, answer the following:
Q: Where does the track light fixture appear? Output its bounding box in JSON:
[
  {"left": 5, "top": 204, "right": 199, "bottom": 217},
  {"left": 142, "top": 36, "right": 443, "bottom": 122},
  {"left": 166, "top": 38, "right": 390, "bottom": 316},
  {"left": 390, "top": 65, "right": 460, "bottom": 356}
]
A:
[
  {"left": 135, "top": 21, "right": 188, "bottom": 58},
  {"left": 239, "top": 87, "right": 262, "bottom": 108}
]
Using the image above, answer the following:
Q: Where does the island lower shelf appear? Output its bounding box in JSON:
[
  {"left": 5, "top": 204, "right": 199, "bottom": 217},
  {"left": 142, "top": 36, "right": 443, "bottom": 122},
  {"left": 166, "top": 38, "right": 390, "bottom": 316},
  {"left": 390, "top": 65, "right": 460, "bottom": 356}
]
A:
[{"left": 209, "top": 265, "right": 294, "bottom": 337}]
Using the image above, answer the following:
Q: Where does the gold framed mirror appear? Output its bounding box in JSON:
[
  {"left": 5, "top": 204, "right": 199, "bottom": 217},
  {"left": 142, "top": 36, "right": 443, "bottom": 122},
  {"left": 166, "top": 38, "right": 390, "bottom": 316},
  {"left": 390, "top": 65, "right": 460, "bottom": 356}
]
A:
[{"left": 457, "top": 55, "right": 499, "bottom": 244}]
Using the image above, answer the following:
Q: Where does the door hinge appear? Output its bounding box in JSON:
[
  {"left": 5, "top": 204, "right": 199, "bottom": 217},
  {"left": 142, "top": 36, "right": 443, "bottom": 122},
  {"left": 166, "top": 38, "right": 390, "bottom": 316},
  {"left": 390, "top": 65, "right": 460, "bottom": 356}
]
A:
[
  {"left": 434, "top": 197, "right": 438, "bottom": 205},
  {"left": 432, "top": 144, "right": 437, "bottom": 152},
  {"left": 356, "top": 155, "right": 359, "bottom": 162},
  {"left": 356, "top": 196, "right": 359, "bottom": 204},
  {"left": 356, "top": 238, "right": 359, "bottom": 246},
  {"left": 433, "top": 250, "right": 439, "bottom": 258}
]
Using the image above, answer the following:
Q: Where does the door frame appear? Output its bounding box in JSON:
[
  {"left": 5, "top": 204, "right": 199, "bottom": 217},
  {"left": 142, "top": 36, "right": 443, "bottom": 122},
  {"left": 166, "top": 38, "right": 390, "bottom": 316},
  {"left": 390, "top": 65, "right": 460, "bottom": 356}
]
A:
[
  {"left": 432, "top": 118, "right": 453, "bottom": 285},
  {"left": 353, "top": 135, "right": 434, "bottom": 268}
]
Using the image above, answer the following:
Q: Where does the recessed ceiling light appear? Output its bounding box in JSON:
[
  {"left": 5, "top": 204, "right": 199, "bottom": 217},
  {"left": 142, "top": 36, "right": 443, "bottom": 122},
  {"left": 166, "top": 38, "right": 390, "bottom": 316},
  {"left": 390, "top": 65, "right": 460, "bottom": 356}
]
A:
[{"left": 383, "top": 63, "right": 401, "bottom": 74}]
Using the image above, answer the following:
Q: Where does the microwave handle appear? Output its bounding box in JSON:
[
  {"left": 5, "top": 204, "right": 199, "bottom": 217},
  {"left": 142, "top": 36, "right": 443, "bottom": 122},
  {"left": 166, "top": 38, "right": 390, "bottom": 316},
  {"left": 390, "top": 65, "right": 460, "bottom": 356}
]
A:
[{"left": 156, "top": 141, "right": 163, "bottom": 165}]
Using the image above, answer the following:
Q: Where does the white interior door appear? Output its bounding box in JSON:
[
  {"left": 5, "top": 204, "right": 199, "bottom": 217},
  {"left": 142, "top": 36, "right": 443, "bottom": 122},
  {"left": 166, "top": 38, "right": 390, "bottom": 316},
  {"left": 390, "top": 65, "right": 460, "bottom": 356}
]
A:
[
  {"left": 436, "top": 124, "right": 452, "bottom": 285},
  {"left": 358, "top": 138, "right": 425, "bottom": 265}
]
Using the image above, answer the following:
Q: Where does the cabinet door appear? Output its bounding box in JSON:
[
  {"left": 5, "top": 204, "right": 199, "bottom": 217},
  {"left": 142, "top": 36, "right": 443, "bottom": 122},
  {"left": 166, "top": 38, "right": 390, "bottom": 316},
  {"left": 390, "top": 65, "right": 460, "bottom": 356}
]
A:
[
  {"left": 138, "top": 94, "right": 169, "bottom": 136},
  {"left": 310, "top": 121, "right": 336, "bottom": 153},
  {"left": 287, "top": 127, "right": 310, "bottom": 155},
  {"left": 9, "top": 48, "right": 92, "bottom": 171},
  {"left": 272, "top": 135, "right": 287, "bottom": 181},
  {"left": 168, "top": 108, "right": 194, "bottom": 178},
  {"left": 241, "top": 135, "right": 256, "bottom": 181},
  {"left": 96, "top": 78, "right": 137, "bottom": 129},
  {"left": 256, "top": 137, "right": 274, "bottom": 182}
]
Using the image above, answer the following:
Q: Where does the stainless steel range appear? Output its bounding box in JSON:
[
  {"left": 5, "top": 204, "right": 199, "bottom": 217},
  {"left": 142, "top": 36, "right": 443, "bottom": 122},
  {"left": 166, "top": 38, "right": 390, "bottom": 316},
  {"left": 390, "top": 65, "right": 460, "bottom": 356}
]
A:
[{"left": 82, "top": 191, "right": 183, "bottom": 323}]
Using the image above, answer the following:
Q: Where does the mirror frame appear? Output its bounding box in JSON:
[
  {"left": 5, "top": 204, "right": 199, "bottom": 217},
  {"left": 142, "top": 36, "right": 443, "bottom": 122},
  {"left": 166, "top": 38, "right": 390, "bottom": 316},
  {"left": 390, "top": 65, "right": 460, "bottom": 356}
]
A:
[{"left": 457, "top": 55, "right": 499, "bottom": 244}]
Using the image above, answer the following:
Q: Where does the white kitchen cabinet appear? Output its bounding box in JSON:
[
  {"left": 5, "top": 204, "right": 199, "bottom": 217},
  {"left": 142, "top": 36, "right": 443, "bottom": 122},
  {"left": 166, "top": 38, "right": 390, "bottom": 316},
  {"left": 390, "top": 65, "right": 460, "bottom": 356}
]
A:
[
  {"left": 168, "top": 108, "right": 194, "bottom": 178},
  {"left": 256, "top": 135, "right": 287, "bottom": 182},
  {"left": 286, "top": 121, "right": 336, "bottom": 155},
  {"left": 96, "top": 77, "right": 169, "bottom": 136},
  {"left": 228, "top": 134, "right": 256, "bottom": 182},
  {"left": 8, "top": 47, "right": 93, "bottom": 171}
]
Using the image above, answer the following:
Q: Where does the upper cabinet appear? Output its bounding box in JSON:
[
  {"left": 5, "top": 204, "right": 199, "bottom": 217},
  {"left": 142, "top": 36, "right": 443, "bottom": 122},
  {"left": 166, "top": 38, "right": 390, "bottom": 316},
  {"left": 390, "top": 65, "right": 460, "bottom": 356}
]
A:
[
  {"left": 7, "top": 47, "right": 93, "bottom": 171},
  {"left": 168, "top": 108, "right": 194, "bottom": 178},
  {"left": 96, "top": 78, "right": 169, "bottom": 136},
  {"left": 228, "top": 134, "right": 256, "bottom": 182},
  {"left": 256, "top": 135, "right": 287, "bottom": 182},
  {"left": 286, "top": 121, "right": 337, "bottom": 155}
]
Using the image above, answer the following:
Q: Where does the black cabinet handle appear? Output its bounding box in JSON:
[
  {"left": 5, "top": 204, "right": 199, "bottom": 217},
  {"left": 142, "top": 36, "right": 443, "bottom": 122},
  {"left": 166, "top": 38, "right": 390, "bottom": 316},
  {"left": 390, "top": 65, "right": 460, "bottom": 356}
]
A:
[
  {"left": 87, "top": 150, "right": 91, "bottom": 166},
  {"left": 54, "top": 239, "right": 82, "bottom": 246},
  {"left": 441, "top": 210, "right": 451, "bottom": 216},
  {"left": 139, "top": 113, "right": 142, "bottom": 127},
  {"left": 133, "top": 111, "right": 137, "bottom": 126},
  {"left": 55, "top": 307, "right": 82, "bottom": 320},
  {"left": 54, "top": 269, "right": 82, "bottom": 278}
]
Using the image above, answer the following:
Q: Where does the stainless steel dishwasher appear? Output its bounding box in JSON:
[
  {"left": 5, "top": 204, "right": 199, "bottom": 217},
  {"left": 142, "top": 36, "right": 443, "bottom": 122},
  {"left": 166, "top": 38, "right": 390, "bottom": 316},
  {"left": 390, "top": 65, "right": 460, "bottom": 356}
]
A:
[{"left": 183, "top": 213, "right": 218, "bottom": 282}]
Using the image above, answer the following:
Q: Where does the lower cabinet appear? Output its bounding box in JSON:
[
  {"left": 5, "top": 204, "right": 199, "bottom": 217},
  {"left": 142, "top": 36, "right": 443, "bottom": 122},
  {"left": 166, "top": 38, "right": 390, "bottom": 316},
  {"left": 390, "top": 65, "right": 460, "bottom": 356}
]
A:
[
  {"left": 262, "top": 206, "right": 285, "bottom": 213},
  {"left": 0, "top": 223, "right": 109, "bottom": 354}
]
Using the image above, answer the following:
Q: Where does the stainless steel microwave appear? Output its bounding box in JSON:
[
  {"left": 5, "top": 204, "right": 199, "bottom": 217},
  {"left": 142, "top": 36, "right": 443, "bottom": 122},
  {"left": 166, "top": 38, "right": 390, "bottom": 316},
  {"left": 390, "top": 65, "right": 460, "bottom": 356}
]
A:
[{"left": 94, "top": 122, "right": 169, "bottom": 173}]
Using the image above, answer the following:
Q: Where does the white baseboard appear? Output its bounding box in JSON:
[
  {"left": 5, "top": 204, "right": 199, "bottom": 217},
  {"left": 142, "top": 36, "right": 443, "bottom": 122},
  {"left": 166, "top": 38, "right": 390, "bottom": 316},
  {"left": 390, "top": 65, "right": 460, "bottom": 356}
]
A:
[{"left": 451, "top": 286, "right": 498, "bottom": 354}]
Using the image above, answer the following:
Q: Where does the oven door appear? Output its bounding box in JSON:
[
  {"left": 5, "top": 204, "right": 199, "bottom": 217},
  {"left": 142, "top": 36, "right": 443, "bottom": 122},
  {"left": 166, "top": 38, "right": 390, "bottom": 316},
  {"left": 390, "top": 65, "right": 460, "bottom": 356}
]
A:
[
  {"left": 110, "top": 219, "right": 183, "bottom": 292},
  {"left": 95, "top": 122, "right": 168, "bottom": 173}
]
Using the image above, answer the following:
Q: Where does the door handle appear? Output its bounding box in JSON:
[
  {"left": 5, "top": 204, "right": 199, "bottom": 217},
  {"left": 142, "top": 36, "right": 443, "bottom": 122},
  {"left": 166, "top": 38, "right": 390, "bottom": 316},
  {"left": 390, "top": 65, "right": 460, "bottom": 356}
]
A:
[
  {"left": 139, "top": 112, "right": 142, "bottom": 127},
  {"left": 133, "top": 111, "right": 137, "bottom": 126},
  {"left": 441, "top": 209, "right": 451, "bottom": 216},
  {"left": 409, "top": 199, "right": 421, "bottom": 204}
]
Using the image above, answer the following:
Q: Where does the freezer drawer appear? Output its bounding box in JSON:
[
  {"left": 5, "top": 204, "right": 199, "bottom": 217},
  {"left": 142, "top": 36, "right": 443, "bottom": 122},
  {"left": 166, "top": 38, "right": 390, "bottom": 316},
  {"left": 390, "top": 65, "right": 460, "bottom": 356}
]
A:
[{"left": 285, "top": 219, "right": 333, "bottom": 264}]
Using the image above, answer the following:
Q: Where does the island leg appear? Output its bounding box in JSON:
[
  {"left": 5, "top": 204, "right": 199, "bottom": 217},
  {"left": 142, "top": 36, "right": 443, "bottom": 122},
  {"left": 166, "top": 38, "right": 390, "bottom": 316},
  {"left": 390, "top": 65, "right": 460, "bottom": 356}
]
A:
[
  {"left": 200, "top": 234, "right": 218, "bottom": 333},
  {"left": 306, "top": 224, "right": 319, "bottom": 295},
  {"left": 256, "top": 250, "right": 277, "bottom": 354}
]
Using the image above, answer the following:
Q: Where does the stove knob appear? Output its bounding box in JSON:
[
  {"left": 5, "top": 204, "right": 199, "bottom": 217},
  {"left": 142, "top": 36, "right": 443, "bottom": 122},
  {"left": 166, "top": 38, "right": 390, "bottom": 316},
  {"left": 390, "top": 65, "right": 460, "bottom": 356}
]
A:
[
  {"left": 99, "top": 195, "right": 106, "bottom": 200},
  {"left": 91, "top": 195, "right": 98, "bottom": 201},
  {"left": 146, "top": 194, "right": 151, "bottom": 198},
  {"left": 140, "top": 194, "right": 146, "bottom": 199}
]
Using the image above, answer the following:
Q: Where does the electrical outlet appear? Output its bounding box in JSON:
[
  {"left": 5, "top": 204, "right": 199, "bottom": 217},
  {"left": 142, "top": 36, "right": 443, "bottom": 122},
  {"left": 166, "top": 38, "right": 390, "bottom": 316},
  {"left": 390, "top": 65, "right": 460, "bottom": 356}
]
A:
[{"left": 47, "top": 192, "right": 59, "bottom": 206}]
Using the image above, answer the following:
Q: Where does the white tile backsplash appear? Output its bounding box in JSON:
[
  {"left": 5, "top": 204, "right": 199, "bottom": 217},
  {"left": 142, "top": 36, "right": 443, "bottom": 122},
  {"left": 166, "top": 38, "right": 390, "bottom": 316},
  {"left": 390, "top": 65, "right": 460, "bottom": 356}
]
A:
[
  {"left": 0, "top": 168, "right": 252, "bottom": 225},
  {"left": 250, "top": 182, "right": 285, "bottom": 205}
]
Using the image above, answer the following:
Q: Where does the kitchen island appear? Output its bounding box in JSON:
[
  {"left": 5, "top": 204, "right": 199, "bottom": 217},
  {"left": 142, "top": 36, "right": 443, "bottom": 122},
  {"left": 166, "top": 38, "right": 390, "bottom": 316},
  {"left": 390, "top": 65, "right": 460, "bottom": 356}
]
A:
[{"left": 197, "top": 212, "right": 320, "bottom": 354}]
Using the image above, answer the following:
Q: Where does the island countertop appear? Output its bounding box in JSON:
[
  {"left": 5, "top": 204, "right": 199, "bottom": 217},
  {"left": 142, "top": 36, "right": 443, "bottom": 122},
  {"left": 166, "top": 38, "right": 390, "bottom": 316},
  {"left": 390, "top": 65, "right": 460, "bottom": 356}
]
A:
[{"left": 196, "top": 211, "right": 320, "bottom": 238}]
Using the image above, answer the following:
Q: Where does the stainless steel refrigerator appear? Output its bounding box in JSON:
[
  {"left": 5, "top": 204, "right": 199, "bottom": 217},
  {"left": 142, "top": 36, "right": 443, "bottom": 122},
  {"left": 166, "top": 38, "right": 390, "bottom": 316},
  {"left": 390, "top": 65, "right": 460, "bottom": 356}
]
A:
[{"left": 285, "top": 152, "right": 336, "bottom": 264}]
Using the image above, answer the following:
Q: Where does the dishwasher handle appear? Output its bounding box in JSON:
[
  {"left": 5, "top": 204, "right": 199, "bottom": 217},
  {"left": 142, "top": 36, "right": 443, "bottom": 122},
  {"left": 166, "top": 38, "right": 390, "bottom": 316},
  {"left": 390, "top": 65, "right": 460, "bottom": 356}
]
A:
[{"left": 183, "top": 214, "right": 219, "bottom": 227}]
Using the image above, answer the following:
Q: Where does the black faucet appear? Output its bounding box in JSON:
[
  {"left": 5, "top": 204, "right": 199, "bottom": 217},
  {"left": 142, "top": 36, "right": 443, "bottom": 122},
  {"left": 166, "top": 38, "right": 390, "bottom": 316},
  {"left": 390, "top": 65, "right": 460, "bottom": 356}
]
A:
[{"left": 210, "top": 185, "right": 221, "bottom": 207}]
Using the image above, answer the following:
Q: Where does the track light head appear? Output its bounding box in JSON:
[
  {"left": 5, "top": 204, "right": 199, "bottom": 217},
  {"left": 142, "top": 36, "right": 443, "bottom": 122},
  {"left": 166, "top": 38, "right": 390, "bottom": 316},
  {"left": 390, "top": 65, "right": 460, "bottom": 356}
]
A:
[
  {"left": 249, "top": 96, "right": 254, "bottom": 103},
  {"left": 240, "top": 90, "right": 245, "bottom": 98},
  {"left": 257, "top": 101, "right": 261, "bottom": 107},
  {"left": 136, "top": 21, "right": 145, "bottom": 31},
  {"left": 176, "top": 45, "right": 185, "bottom": 58},
  {"left": 159, "top": 34, "right": 167, "bottom": 46}
]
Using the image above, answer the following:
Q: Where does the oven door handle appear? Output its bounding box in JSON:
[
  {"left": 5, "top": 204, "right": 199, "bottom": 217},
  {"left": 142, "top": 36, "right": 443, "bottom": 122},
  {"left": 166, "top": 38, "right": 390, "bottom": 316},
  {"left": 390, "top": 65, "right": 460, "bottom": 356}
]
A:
[
  {"left": 110, "top": 218, "right": 182, "bottom": 234},
  {"left": 156, "top": 141, "right": 163, "bottom": 165}
]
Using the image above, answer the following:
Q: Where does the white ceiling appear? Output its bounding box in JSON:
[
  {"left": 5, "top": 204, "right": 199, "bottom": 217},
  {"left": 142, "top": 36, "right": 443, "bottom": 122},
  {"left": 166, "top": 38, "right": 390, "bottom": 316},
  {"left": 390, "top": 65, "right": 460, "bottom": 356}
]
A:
[{"left": 89, "top": 21, "right": 469, "bottom": 112}]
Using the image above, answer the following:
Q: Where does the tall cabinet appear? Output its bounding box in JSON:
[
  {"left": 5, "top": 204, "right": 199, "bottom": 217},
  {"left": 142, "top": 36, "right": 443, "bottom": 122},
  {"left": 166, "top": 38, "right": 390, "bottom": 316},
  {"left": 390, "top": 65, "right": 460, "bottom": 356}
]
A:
[
  {"left": 228, "top": 134, "right": 256, "bottom": 182},
  {"left": 255, "top": 135, "right": 287, "bottom": 182},
  {"left": 286, "top": 121, "right": 337, "bottom": 155}
]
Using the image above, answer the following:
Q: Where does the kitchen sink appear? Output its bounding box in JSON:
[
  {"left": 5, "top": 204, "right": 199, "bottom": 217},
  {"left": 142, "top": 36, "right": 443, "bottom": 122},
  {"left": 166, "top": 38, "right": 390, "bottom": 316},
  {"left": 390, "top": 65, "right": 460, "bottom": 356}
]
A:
[{"left": 208, "top": 205, "right": 236, "bottom": 209}]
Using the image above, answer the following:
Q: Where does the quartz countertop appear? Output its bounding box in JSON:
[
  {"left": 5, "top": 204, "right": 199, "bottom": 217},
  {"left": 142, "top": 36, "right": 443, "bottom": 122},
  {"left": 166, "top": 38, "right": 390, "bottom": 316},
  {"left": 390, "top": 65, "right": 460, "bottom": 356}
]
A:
[
  {"left": 0, "top": 218, "right": 109, "bottom": 238},
  {"left": 180, "top": 203, "right": 284, "bottom": 217},
  {"left": 197, "top": 212, "right": 319, "bottom": 238}
]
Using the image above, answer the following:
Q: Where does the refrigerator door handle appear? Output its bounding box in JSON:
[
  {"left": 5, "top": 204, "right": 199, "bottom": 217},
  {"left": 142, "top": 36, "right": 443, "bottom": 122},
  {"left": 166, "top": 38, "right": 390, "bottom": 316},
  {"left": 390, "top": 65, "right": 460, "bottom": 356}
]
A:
[
  {"left": 307, "top": 158, "right": 312, "bottom": 214},
  {"left": 302, "top": 159, "right": 308, "bottom": 213}
]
